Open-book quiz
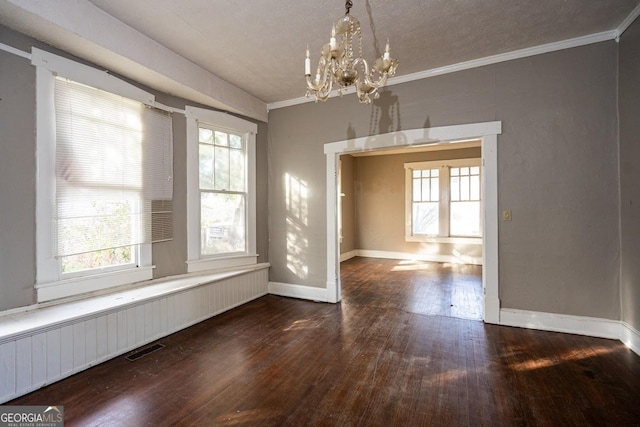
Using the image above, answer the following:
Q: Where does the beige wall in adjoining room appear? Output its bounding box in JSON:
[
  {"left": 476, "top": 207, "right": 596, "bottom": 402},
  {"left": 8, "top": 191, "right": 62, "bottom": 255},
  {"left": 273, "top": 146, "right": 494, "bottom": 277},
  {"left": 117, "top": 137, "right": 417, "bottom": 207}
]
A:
[
  {"left": 353, "top": 146, "right": 481, "bottom": 261},
  {"left": 339, "top": 154, "right": 356, "bottom": 255}
]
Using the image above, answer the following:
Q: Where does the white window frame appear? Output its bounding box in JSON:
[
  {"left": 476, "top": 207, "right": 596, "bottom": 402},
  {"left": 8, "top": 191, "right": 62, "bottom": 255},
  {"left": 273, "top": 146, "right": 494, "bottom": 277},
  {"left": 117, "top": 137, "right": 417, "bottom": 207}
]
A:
[
  {"left": 185, "top": 106, "right": 257, "bottom": 273},
  {"left": 33, "top": 48, "right": 158, "bottom": 302},
  {"left": 404, "top": 158, "right": 482, "bottom": 244}
]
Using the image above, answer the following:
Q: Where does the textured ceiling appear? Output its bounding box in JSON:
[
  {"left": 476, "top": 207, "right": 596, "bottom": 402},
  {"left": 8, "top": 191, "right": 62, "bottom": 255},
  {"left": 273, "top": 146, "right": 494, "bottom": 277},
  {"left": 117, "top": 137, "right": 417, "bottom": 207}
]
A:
[{"left": 4, "top": 0, "right": 640, "bottom": 105}]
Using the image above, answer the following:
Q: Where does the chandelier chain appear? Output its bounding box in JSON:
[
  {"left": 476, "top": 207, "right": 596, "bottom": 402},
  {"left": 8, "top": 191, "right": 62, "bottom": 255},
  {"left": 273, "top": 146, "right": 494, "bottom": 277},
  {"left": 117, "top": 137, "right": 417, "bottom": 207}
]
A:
[{"left": 345, "top": 0, "right": 353, "bottom": 15}]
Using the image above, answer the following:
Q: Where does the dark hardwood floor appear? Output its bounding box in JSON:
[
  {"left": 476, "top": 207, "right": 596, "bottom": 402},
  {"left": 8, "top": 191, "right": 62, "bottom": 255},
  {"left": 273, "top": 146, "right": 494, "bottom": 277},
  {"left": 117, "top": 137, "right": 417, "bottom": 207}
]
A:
[{"left": 9, "top": 257, "right": 640, "bottom": 426}]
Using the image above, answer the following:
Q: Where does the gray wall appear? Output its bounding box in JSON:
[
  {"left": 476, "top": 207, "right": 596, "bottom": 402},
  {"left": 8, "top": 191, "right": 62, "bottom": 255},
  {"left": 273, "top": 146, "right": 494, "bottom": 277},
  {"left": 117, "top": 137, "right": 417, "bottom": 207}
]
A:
[
  {"left": 0, "top": 26, "right": 36, "bottom": 310},
  {"left": 0, "top": 25, "right": 269, "bottom": 311},
  {"left": 353, "top": 147, "right": 482, "bottom": 260},
  {"left": 619, "top": 17, "right": 640, "bottom": 331},
  {"left": 268, "top": 41, "right": 620, "bottom": 319}
]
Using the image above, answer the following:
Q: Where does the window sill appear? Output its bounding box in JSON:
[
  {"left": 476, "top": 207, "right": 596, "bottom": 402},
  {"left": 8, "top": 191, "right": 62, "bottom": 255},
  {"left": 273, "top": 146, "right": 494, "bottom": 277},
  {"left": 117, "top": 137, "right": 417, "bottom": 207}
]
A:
[
  {"left": 35, "top": 266, "right": 155, "bottom": 303},
  {"left": 186, "top": 254, "right": 259, "bottom": 274},
  {"left": 405, "top": 236, "right": 483, "bottom": 245}
]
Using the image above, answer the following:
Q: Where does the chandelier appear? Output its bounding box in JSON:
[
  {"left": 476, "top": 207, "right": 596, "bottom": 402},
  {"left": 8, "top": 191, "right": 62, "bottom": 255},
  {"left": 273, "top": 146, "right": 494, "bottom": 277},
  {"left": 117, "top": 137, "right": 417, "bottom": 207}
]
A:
[{"left": 304, "top": 0, "right": 399, "bottom": 104}]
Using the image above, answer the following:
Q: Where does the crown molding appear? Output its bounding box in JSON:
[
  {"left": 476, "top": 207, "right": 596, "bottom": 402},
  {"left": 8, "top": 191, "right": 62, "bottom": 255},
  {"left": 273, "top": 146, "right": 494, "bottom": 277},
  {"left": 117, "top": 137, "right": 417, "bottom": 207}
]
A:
[
  {"left": 268, "top": 30, "right": 618, "bottom": 111},
  {"left": 616, "top": 2, "right": 640, "bottom": 40}
]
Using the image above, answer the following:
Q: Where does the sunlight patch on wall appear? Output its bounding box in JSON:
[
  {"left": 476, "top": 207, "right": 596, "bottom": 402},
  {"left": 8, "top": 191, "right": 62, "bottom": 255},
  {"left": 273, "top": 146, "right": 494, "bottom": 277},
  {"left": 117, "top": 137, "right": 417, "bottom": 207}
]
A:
[{"left": 285, "top": 173, "right": 309, "bottom": 279}]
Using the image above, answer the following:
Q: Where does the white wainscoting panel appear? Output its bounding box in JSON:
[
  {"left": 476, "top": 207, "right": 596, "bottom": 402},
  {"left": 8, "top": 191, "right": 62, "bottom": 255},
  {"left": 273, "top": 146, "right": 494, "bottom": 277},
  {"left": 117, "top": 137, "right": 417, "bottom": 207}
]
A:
[{"left": 0, "top": 266, "right": 269, "bottom": 403}]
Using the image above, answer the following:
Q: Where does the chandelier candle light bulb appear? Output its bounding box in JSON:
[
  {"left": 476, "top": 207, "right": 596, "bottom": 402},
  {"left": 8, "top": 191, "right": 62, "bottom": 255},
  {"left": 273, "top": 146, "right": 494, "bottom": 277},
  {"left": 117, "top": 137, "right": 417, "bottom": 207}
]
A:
[{"left": 304, "top": 0, "right": 398, "bottom": 104}]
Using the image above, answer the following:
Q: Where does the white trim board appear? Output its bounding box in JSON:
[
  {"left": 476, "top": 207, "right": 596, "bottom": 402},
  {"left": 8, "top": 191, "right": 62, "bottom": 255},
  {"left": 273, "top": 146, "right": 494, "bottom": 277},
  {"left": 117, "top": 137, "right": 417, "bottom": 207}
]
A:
[
  {"left": 500, "top": 309, "right": 640, "bottom": 357},
  {"left": 340, "top": 250, "right": 358, "bottom": 262},
  {"left": 500, "top": 308, "right": 620, "bottom": 340},
  {"left": 349, "top": 250, "right": 482, "bottom": 266},
  {"left": 621, "top": 322, "right": 640, "bottom": 356},
  {"left": 268, "top": 31, "right": 617, "bottom": 110},
  {"left": 268, "top": 282, "right": 329, "bottom": 303},
  {"left": 617, "top": 2, "right": 640, "bottom": 40},
  {"left": 325, "top": 122, "right": 502, "bottom": 324},
  {"left": 0, "top": 42, "right": 31, "bottom": 60}
]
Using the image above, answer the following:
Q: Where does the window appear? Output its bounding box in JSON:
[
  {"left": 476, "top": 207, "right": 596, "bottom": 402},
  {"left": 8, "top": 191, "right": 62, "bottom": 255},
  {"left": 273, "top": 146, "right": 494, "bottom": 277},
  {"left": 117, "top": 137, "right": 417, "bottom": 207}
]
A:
[
  {"left": 186, "top": 106, "right": 257, "bottom": 273},
  {"left": 34, "top": 48, "right": 173, "bottom": 302},
  {"left": 405, "top": 159, "right": 482, "bottom": 242},
  {"left": 198, "top": 125, "right": 246, "bottom": 255}
]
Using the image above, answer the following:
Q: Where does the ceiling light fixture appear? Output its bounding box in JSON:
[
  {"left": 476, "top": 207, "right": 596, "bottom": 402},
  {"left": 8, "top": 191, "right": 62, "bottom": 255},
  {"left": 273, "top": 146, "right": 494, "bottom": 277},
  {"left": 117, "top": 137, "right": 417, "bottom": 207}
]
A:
[{"left": 304, "top": 0, "right": 399, "bottom": 104}]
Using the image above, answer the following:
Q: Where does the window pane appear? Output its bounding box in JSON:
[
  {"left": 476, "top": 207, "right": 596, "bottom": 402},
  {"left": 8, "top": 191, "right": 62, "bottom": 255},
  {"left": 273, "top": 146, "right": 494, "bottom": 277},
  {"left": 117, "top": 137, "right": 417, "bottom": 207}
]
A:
[
  {"left": 230, "top": 148, "right": 244, "bottom": 191},
  {"left": 421, "top": 178, "right": 430, "bottom": 201},
  {"left": 229, "top": 134, "right": 242, "bottom": 149},
  {"left": 199, "top": 144, "right": 214, "bottom": 189},
  {"left": 450, "top": 201, "right": 481, "bottom": 236},
  {"left": 461, "top": 167, "right": 469, "bottom": 175},
  {"left": 451, "top": 167, "right": 459, "bottom": 176},
  {"left": 62, "top": 247, "right": 132, "bottom": 274},
  {"left": 201, "top": 192, "right": 246, "bottom": 255},
  {"left": 470, "top": 175, "right": 480, "bottom": 200},
  {"left": 451, "top": 176, "right": 460, "bottom": 201},
  {"left": 431, "top": 169, "right": 439, "bottom": 177},
  {"left": 412, "top": 202, "right": 439, "bottom": 235},
  {"left": 413, "top": 178, "right": 421, "bottom": 201},
  {"left": 215, "top": 131, "right": 228, "bottom": 146},
  {"left": 471, "top": 166, "right": 480, "bottom": 175},
  {"left": 199, "top": 127, "right": 213, "bottom": 144},
  {"left": 57, "top": 196, "right": 137, "bottom": 262},
  {"left": 461, "top": 176, "right": 470, "bottom": 201},
  {"left": 412, "top": 170, "right": 420, "bottom": 178},
  {"left": 214, "top": 146, "right": 229, "bottom": 190},
  {"left": 430, "top": 178, "right": 439, "bottom": 201}
]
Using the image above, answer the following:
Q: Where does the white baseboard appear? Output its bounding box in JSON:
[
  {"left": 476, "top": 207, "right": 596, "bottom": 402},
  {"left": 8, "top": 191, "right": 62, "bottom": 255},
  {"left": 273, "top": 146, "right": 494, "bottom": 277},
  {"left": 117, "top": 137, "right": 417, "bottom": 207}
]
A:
[
  {"left": 354, "top": 249, "right": 482, "bottom": 265},
  {"left": 500, "top": 308, "right": 640, "bottom": 357},
  {"left": 268, "top": 282, "right": 328, "bottom": 302},
  {"left": 621, "top": 322, "right": 640, "bottom": 356},
  {"left": 500, "top": 308, "right": 621, "bottom": 340},
  {"left": 340, "top": 250, "right": 358, "bottom": 262}
]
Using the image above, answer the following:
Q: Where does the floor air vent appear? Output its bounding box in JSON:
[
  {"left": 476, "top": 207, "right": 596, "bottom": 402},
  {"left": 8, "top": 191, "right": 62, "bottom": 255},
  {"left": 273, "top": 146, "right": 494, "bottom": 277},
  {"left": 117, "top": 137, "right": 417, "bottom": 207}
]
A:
[{"left": 125, "top": 343, "right": 165, "bottom": 361}]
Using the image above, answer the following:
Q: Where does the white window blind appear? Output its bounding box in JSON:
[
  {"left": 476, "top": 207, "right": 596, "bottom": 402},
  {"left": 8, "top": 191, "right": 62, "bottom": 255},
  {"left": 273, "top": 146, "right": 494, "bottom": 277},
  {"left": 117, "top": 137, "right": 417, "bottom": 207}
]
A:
[{"left": 54, "top": 77, "right": 173, "bottom": 258}]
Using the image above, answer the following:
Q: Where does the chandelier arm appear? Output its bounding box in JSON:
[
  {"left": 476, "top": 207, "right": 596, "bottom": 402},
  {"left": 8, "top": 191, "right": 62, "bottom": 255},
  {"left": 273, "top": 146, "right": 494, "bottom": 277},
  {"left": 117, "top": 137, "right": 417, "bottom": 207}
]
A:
[
  {"left": 306, "top": 58, "right": 336, "bottom": 101},
  {"left": 306, "top": 58, "right": 330, "bottom": 91},
  {"left": 352, "top": 57, "right": 370, "bottom": 82},
  {"left": 364, "top": 71, "right": 389, "bottom": 89}
]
